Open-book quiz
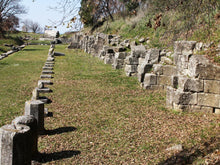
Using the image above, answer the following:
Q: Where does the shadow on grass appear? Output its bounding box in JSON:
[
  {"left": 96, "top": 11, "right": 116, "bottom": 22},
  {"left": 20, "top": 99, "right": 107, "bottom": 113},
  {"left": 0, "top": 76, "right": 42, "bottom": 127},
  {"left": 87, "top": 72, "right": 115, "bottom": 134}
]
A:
[
  {"left": 43, "top": 126, "right": 77, "bottom": 136},
  {"left": 158, "top": 137, "right": 220, "bottom": 165},
  {"left": 22, "top": 49, "right": 43, "bottom": 52},
  {"left": 35, "top": 150, "right": 81, "bottom": 163}
]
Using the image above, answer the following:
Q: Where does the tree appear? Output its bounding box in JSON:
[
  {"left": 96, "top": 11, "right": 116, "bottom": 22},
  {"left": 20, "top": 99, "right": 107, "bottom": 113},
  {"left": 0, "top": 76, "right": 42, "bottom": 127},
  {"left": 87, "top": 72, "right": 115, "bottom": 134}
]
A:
[
  {"left": 0, "top": 0, "right": 26, "bottom": 37},
  {"left": 21, "top": 19, "right": 42, "bottom": 33}
]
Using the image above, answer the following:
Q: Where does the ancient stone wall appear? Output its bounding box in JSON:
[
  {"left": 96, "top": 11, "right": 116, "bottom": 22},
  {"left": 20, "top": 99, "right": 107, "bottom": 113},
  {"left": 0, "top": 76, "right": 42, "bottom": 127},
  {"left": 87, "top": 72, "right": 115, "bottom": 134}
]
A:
[{"left": 69, "top": 33, "right": 220, "bottom": 114}]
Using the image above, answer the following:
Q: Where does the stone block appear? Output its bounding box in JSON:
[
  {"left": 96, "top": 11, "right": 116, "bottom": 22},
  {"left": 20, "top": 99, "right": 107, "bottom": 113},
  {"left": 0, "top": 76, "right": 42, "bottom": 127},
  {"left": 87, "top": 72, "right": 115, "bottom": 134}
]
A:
[
  {"left": 137, "top": 63, "right": 153, "bottom": 82},
  {"left": 37, "top": 87, "right": 53, "bottom": 93},
  {"left": 198, "top": 93, "right": 220, "bottom": 108},
  {"left": 0, "top": 124, "right": 32, "bottom": 165},
  {"left": 174, "top": 41, "right": 196, "bottom": 56},
  {"left": 176, "top": 54, "right": 191, "bottom": 75},
  {"left": 42, "top": 70, "right": 54, "bottom": 74},
  {"left": 162, "top": 65, "right": 177, "bottom": 76},
  {"left": 115, "top": 52, "right": 127, "bottom": 59},
  {"left": 145, "top": 48, "right": 160, "bottom": 64},
  {"left": 157, "top": 75, "right": 172, "bottom": 86},
  {"left": 153, "top": 64, "right": 163, "bottom": 75},
  {"left": 188, "top": 55, "right": 215, "bottom": 79},
  {"left": 138, "top": 58, "right": 145, "bottom": 66},
  {"left": 143, "top": 73, "right": 157, "bottom": 89},
  {"left": 174, "top": 90, "right": 197, "bottom": 105},
  {"left": 166, "top": 86, "right": 175, "bottom": 109},
  {"left": 124, "top": 56, "right": 139, "bottom": 65},
  {"left": 160, "top": 56, "right": 173, "bottom": 65},
  {"left": 214, "top": 108, "right": 220, "bottom": 114},
  {"left": 45, "top": 64, "right": 54, "bottom": 67},
  {"left": 204, "top": 80, "right": 220, "bottom": 94},
  {"left": 47, "top": 57, "right": 55, "bottom": 62},
  {"left": 124, "top": 65, "right": 137, "bottom": 76},
  {"left": 43, "top": 67, "right": 53, "bottom": 70},
  {"left": 112, "top": 59, "right": 124, "bottom": 69},
  {"left": 40, "top": 75, "right": 53, "bottom": 78},
  {"left": 25, "top": 100, "right": 45, "bottom": 133},
  {"left": 114, "top": 47, "right": 126, "bottom": 52},
  {"left": 189, "top": 105, "right": 213, "bottom": 113},
  {"left": 178, "top": 78, "right": 204, "bottom": 92},
  {"left": 130, "top": 45, "right": 146, "bottom": 58},
  {"left": 12, "top": 115, "right": 38, "bottom": 157}
]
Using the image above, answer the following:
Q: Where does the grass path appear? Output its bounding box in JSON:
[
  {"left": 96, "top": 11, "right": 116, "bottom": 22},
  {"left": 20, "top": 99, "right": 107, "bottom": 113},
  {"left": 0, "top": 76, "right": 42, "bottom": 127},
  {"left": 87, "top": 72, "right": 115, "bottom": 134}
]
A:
[
  {"left": 0, "top": 45, "right": 49, "bottom": 126},
  {"left": 38, "top": 45, "right": 219, "bottom": 164}
]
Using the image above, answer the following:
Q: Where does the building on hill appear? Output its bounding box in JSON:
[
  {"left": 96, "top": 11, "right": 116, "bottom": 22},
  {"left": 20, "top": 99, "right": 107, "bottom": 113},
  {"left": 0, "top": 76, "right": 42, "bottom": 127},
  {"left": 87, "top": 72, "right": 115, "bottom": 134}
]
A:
[{"left": 44, "top": 30, "right": 60, "bottom": 38}]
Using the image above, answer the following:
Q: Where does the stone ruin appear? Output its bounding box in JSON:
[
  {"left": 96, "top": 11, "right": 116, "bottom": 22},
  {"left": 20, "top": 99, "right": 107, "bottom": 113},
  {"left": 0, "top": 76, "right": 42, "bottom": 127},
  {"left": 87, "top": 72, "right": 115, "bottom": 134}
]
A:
[
  {"left": 0, "top": 44, "right": 65, "bottom": 164},
  {"left": 68, "top": 33, "right": 220, "bottom": 114}
]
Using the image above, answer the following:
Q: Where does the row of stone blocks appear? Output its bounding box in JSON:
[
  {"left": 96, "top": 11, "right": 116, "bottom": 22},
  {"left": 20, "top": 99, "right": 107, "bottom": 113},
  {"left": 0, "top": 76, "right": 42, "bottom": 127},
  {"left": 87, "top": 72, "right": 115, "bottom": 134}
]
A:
[
  {"left": 72, "top": 32, "right": 220, "bottom": 114},
  {"left": 0, "top": 44, "right": 63, "bottom": 164},
  {"left": 0, "top": 45, "right": 26, "bottom": 61}
]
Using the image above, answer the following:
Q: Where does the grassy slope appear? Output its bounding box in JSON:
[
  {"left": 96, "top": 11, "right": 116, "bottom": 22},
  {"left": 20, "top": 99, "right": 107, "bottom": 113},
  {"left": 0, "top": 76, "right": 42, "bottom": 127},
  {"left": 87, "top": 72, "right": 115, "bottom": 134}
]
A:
[
  {"left": 36, "top": 45, "right": 220, "bottom": 164},
  {"left": 0, "top": 45, "right": 49, "bottom": 126}
]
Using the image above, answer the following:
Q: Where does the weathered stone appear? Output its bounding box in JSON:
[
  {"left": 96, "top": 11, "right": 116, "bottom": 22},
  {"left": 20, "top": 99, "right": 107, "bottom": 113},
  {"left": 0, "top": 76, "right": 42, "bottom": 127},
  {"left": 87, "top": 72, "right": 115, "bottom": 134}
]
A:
[
  {"left": 25, "top": 100, "right": 45, "bottom": 133},
  {"left": 166, "top": 144, "right": 183, "bottom": 152},
  {"left": 114, "top": 47, "right": 126, "bottom": 52},
  {"left": 42, "top": 70, "right": 54, "bottom": 74},
  {"left": 162, "top": 65, "right": 177, "bottom": 76},
  {"left": 195, "top": 42, "right": 203, "bottom": 51},
  {"left": 124, "top": 65, "right": 137, "bottom": 76},
  {"left": 160, "top": 56, "right": 173, "bottom": 65},
  {"left": 174, "top": 90, "right": 197, "bottom": 105},
  {"left": 38, "top": 96, "right": 52, "bottom": 104},
  {"left": 137, "top": 62, "right": 153, "bottom": 82},
  {"left": 32, "top": 88, "right": 39, "bottom": 100},
  {"left": 204, "top": 80, "right": 220, "bottom": 94},
  {"left": 166, "top": 86, "right": 175, "bottom": 109},
  {"left": 43, "top": 67, "right": 53, "bottom": 70},
  {"left": 189, "top": 105, "right": 213, "bottom": 113},
  {"left": 139, "top": 38, "right": 145, "bottom": 43},
  {"left": 153, "top": 64, "right": 163, "bottom": 75},
  {"left": 124, "top": 56, "right": 139, "bottom": 65},
  {"left": 45, "top": 64, "right": 54, "bottom": 67},
  {"left": 157, "top": 75, "right": 172, "bottom": 86},
  {"left": 174, "top": 41, "right": 196, "bottom": 56},
  {"left": 38, "top": 80, "right": 53, "bottom": 87},
  {"left": 115, "top": 52, "right": 127, "bottom": 59},
  {"left": 138, "top": 58, "right": 145, "bottom": 66},
  {"left": 37, "top": 87, "right": 53, "bottom": 93},
  {"left": 68, "top": 42, "right": 80, "bottom": 49},
  {"left": 176, "top": 54, "right": 191, "bottom": 75},
  {"left": 160, "top": 49, "right": 166, "bottom": 56},
  {"left": 0, "top": 124, "right": 32, "bottom": 165},
  {"left": 112, "top": 59, "right": 124, "bottom": 69},
  {"left": 172, "top": 76, "right": 179, "bottom": 89},
  {"left": 145, "top": 48, "right": 160, "bottom": 64},
  {"left": 130, "top": 45, "right": 146, "bottom": 58},
  {"left": 215, "top": 108, "right": 220, "bottom": 114},
  {"left": 143, "top": 73, "right": 157, "bottom": 89},
  {"left": 40, "top": 75, "right": 53, "bottom": 78},
  {"left": 198, "top": 93, "right": 220, "bottom": 108},
  {"left": 178, "top": 78, "right": 204, "bottom": 92},
  {"left": 44, "top": 30, "right": 59, "bottom": 38},
  {"left": 12, "top": 115, "right": 38, "bottom": 157},
  {"left": 47, "top": 57, "right": 55, "bottom": 62}
]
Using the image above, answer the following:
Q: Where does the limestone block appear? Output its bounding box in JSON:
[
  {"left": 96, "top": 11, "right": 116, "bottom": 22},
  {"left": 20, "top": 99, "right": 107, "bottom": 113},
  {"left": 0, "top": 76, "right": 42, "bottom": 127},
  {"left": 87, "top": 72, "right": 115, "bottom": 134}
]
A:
[
  {"left": 178, "top": 78, "right": 204, "bottom": 92},
  {"left": 43, "top": 67, "right": 53, "bottom": 70},
  {"left": 45, "top": 64, "right": 54, "bottom": 67},
  {"left": 198, "top": 93, "right": 220, "bottom": 108},
  {"left": 124, "top": 65, "right": 137, "bottom": 76},
  {"left": 0, "top": 124, "right": 31, "bottom": 165},
  {"left": 174, "top": 41, "right": 196, "bottom": 55},
  {"left": 37, "top": 87, "right": 53, "bottom": 93},
  {"left": 153, "top": 64, "right": 163, "bottom": 75},
  {"left": 145, "top": 48, "right": 160, "bottom": 64},
  {"left": 166, "top": 86, "right": 175, "bottom": 109},
  {"left": 130, "top": 45, "right": 146, "bottom": 58},
  {"left": 40, "top": 75, "right": 53, "bottom": 79},
  {"left": 112, "top": 59, "right": 124, "bottom": 69},
  {"left": 137, "top": 62, "right": 153, "bottom": 82},
  {"left": 143, "top": 73, "right": 157, "bottom": 89},
  {"left": 12, "top": 115, "right": 38, "bottom": 157},
  {"left": 215, "top": 108, "right": 220, "bottom": 114},
  {"left": 160, "top": 56, "right": 173, "bottom": 65},
  {"left": 42, "top": 70, "right": 54, "bottom": 74},
  {"left": 157, "top": 75, "right": 172, "bottom": 86},
  {"left": 138, "top": 58, "right": 145, "bottom": 66},
  {"left": 124, "top": 56, "right": 139, "bottom": 65},
  {"left": 196, "top": 64, "right": 220, "bottom": 80},
  {"left": 189, "top": 105, "right": 213, "bottom": 113},
  {"left": 176, "top": 54, "right": 191, "bottom": 75},
  {"left": 25, "top": 100, "right": 45, "bottom": 133},
  {"left": 32, "top": 88, "right": 39, "bottom": 100},
  {"left": 174, "top": 90, "right": 198, "bottom": 105},
  {"left": 115, "top": 52, "right": 127, "bottom": 59},
  {"left": 204, "top": 80, "right": 220, "bottom": 94},
  {"left": 162, "top": 65, "right": 177, "bottom": 76}
]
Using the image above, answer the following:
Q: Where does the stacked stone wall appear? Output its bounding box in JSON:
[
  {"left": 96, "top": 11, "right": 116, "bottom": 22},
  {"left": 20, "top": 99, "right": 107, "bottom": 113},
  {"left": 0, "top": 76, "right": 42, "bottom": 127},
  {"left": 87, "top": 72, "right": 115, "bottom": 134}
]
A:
[{"left": 69, "top": 32, "right": 220, "bottom": 114}]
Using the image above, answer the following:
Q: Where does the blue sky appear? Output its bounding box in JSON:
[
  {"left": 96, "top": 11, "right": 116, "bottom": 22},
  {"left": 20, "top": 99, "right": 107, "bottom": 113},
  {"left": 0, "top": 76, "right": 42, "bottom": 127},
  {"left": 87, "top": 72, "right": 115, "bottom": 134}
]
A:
[{"left": 20, "top": 0, "right": 80, "bottom": 33}]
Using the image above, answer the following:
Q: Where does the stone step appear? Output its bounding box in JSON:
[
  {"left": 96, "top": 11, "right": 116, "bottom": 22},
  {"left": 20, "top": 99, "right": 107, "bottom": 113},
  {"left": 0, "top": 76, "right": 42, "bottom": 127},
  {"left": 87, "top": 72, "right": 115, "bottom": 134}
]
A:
[
  {"left": 47, "top": 57, "right": 55, "bottom": 62},
  {"left": 45, "top": 61, "right": 55, "bottom": 64},
  {"left": 43, "top": 67, "right": 53, "bottom": 70},
  {"left": 40, "top": 75, "right": 53, "bottom": 79},
  {"left": 45, "top": 65, "right": 54, "bottom": 68},
  {"left": 39, "top": 96, "right": 52, "bottom": 104},
  {"left": 42, "top": 70, "right": 54, "bottom": 74}
]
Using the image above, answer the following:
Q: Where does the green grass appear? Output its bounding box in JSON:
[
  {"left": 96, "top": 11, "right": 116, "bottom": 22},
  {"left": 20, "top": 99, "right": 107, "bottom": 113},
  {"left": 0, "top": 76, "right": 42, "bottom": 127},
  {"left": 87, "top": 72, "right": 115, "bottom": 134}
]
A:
[
  {"left": 0, "top": 45, "right": 49, "bottom": 126},
  {"left": 0, "top": 45, "right": 219, "bottom": 164}
]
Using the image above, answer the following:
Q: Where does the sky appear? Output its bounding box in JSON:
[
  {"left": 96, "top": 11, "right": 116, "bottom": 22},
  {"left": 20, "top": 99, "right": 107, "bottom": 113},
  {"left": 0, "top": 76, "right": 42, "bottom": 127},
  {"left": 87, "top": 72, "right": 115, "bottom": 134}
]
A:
[{"left": 20, "top": 0, "right": 80, "bottom": 34}]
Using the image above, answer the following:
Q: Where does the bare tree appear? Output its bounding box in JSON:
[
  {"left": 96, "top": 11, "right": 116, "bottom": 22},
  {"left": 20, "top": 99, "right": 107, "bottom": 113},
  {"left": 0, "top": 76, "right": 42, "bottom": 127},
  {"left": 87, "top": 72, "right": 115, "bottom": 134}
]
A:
[
  {"left": 21, "top": 19, "right": 42, "bottom": 33},
  {"left": 0, "top": 0, "right": 26, "bottom": 37}
]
